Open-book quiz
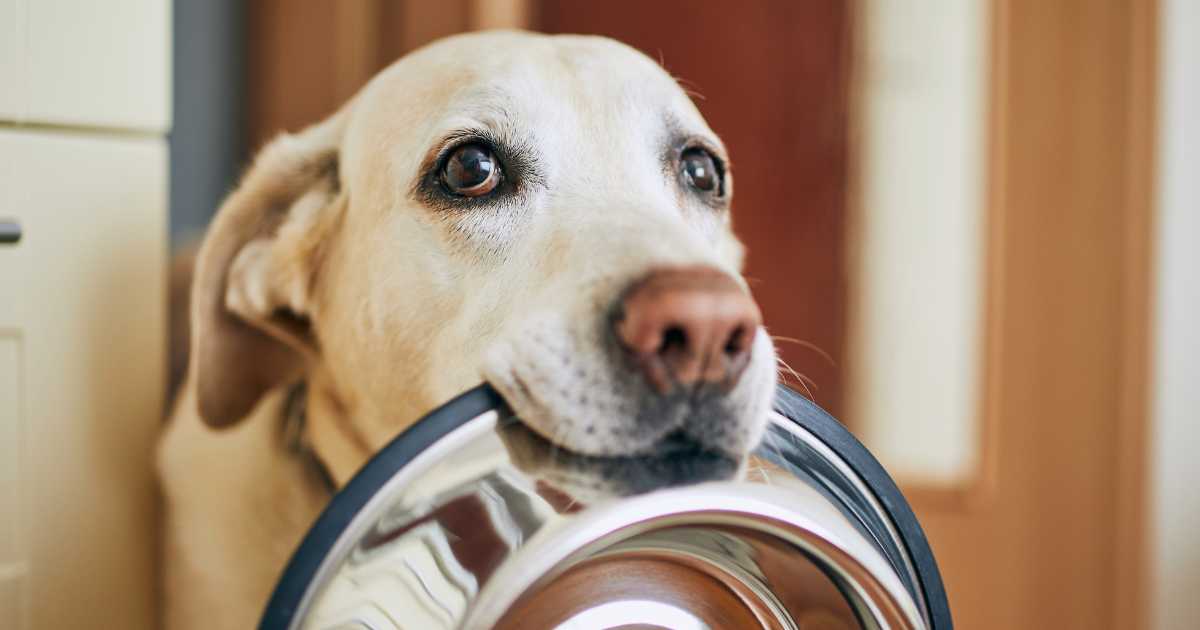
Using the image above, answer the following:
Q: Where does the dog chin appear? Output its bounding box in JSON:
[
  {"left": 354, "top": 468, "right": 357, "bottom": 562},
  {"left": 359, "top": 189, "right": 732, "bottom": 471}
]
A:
[{"left": 495, "top": 419, "right": 745, "bottom": 506}]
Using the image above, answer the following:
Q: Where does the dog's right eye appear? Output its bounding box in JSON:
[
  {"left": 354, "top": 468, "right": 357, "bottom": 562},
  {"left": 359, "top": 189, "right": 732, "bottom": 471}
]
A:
[
  {"left": 441, "top": 143, "right": 502, "bottom": 197},
  {"left": 681, "top": 148, "right": 721, "bottom": 196}
]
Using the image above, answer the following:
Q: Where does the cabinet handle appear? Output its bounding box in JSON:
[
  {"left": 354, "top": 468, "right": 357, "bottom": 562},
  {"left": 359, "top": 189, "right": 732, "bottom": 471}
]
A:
[{"left": 0, "top": 220, "right": 19, "bottom": 245}]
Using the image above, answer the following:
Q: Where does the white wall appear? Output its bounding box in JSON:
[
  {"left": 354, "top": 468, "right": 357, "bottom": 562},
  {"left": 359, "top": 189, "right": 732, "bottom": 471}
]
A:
[{"left": 1152, "top": 1, "right": 1200, "bottom": 628}]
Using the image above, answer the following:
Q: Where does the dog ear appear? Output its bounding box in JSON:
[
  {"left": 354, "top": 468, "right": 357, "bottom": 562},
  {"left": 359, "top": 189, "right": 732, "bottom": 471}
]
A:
[{"left": 191, "top": 109, "right": 350, "bottom": 427}]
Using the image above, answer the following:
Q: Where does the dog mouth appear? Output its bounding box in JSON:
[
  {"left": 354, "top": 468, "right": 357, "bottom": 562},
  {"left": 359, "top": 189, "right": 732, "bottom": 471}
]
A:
[
  {"left": 496, "top": 419, "right": 741, "bottom": 501},
  {"left": 480, "top": 307, "right": 776, "bottom": 478},
  {"left": 646, "top": 429, "right": 713, "bottom": 457}
]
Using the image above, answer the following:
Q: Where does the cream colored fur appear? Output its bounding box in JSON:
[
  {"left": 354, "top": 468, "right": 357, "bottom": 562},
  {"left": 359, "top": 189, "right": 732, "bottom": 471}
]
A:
[{"left": 159, "top": 31, "right": 777, "bottom": 629}]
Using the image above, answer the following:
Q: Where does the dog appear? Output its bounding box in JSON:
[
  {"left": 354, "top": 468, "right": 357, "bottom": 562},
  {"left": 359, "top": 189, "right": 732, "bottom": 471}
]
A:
[{"left": 158, "top": 30, "right": 778, "bottom": 629}]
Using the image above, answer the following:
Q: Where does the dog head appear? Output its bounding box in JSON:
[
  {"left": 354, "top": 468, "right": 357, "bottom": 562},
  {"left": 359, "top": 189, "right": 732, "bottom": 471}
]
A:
[{"left": 191, "top": 31, "right": 777, "bottom": 480}]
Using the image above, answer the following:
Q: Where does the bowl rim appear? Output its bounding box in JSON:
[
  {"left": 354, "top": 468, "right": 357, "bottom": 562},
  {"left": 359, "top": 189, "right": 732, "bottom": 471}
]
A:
[{"left": 258, "top": 384, "right": 953, "bottom": 630}]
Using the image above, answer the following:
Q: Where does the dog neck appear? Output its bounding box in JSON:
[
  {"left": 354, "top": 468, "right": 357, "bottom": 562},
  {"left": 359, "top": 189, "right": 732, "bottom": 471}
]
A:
[{"left": 290, "top": 375, "right": 376, "bottom": 489}]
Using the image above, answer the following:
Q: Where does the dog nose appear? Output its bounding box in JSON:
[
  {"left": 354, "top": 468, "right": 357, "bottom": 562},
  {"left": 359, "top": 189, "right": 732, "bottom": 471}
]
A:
[{"left": 615, "top": 266, "right": 762, "bottom": 393}]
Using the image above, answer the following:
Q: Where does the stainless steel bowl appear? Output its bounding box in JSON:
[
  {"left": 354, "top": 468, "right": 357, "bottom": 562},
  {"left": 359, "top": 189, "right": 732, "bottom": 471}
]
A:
[{"left": 262, "top": 385, "right": 952, "bottom": 629}]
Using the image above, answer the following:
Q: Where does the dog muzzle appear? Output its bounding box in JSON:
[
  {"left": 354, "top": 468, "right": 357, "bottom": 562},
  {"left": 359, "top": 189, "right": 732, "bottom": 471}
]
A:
[{"left": 261, "top": 384, "right": 953, "bottom": 629}]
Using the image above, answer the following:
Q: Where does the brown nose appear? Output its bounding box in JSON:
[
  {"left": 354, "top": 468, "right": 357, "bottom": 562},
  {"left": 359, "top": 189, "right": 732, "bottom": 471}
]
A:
[{"left": 615, "top": 266, "right": 762, "bottom": 394}]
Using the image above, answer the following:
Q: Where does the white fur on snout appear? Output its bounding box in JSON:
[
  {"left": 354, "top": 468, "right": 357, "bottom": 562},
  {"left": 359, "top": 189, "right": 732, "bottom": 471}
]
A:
[
  {"left": 483, "top": 308, "right": 777, "bottom": 458},
  {"left": 483, "top": 311, "right": 650, "bottom": 456}
]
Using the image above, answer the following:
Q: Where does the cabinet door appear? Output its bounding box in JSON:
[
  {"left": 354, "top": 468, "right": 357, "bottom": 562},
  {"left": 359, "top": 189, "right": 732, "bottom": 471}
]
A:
[
  {"left": 2, "top": 0, "right": 171, "bottom": 131},
  {"left": 0, "top": 0, "right": 24, "bottom": 120},
  {"left": 0, "top": 128, "right": 165, "bottom": 629}
]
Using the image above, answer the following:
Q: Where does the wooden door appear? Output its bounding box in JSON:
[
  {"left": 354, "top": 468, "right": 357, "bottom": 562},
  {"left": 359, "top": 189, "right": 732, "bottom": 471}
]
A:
[{"left": 894, "top": 1, "right": 1157, "bottom": 628}]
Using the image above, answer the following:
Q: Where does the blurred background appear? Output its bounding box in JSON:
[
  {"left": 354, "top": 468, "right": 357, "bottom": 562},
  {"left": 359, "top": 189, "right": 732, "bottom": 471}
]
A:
[{"left": 1, "top": 1, "right": 1196, "bottom": 628}]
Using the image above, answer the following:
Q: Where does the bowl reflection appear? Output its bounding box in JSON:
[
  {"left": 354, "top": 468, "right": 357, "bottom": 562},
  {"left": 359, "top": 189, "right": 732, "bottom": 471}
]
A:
[{"left": 264, "top": 385, "right": 945, "bottom": 630}]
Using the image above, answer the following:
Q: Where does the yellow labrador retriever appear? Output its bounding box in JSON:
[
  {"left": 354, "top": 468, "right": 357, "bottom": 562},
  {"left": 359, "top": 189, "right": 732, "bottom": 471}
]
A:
[{"left": 159, "top": 31, "right": 778, "bottom": 629}]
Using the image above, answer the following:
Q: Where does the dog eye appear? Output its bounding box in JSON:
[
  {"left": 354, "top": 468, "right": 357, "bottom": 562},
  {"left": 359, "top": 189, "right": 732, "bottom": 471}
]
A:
[
  {"left": 682, "top": 148, "right": 720, "bottom": 194},
  {"left": 441, "top": 143, "right": 501, "bottom": 197}
]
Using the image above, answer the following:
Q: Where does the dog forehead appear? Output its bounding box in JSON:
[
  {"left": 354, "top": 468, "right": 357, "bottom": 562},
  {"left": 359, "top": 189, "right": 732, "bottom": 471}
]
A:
[
  {"left": 342, "top": 32, "right": 712, "bottom": 183},
  {"left": 423, "top": 31, "right": 695, "bottom": 112}
]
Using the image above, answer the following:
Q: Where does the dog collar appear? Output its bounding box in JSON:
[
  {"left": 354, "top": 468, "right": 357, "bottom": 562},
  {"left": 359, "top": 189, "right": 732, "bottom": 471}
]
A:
[{"left": 282, "top": 382, "right": 338, "bottom": 495}]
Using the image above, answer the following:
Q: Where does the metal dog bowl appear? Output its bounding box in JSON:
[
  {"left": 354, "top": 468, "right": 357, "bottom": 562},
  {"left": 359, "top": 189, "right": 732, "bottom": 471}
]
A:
[{"left": 262, "top": 385, "right": 952, "bottom": 629}]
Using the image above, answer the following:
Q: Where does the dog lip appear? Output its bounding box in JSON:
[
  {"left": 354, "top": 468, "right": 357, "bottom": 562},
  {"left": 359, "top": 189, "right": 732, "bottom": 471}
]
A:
[
  {"left": 499, "top": 413, "right": 728, "bottom": 462},
  {"left": 487, "top": 376, "right": 745, "bottom": 461},
  {"left": 646, "top": 429, "right": 710, "bottom": 456}
]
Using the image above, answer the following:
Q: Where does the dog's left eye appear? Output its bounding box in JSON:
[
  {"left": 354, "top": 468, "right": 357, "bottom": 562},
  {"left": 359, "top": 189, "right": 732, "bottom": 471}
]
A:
[
  {"left": 441, "top": 143, "right": 501, "bottom": 197},
  {"left": 682, "top": 148, "right": 720, "bottom": 195}
]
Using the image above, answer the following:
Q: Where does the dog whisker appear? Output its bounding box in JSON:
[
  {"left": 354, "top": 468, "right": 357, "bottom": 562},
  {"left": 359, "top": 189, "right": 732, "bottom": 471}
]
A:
[
  {"left": 770, "top": 335, "right": 836, "bottom": 366},
  {"left": 776, "top": 356, "right": 817, "bottom": 402},
  {"left": 752, "top": 460, "right": 772, "bottom": 485},
  {"left": 775, "top": 355, "right": 817, "bottom": 388}
]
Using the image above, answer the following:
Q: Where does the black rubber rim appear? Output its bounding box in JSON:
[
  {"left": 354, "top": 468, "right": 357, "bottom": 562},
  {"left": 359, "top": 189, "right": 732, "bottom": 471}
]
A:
[
  {"left": 773, "top": 385, "right": 953, "bottom": 630},
  {"left": 259, "top": 385, "right": 506, "bottom": 629},
  {"left": 259, "top": 384, "right": 953, "bottom": 629}
]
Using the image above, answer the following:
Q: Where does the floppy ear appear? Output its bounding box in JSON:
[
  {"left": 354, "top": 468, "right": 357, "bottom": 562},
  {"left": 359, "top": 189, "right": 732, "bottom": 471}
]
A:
[{"left": 191, "top": 110, "right": 350, "bottom": 427}]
